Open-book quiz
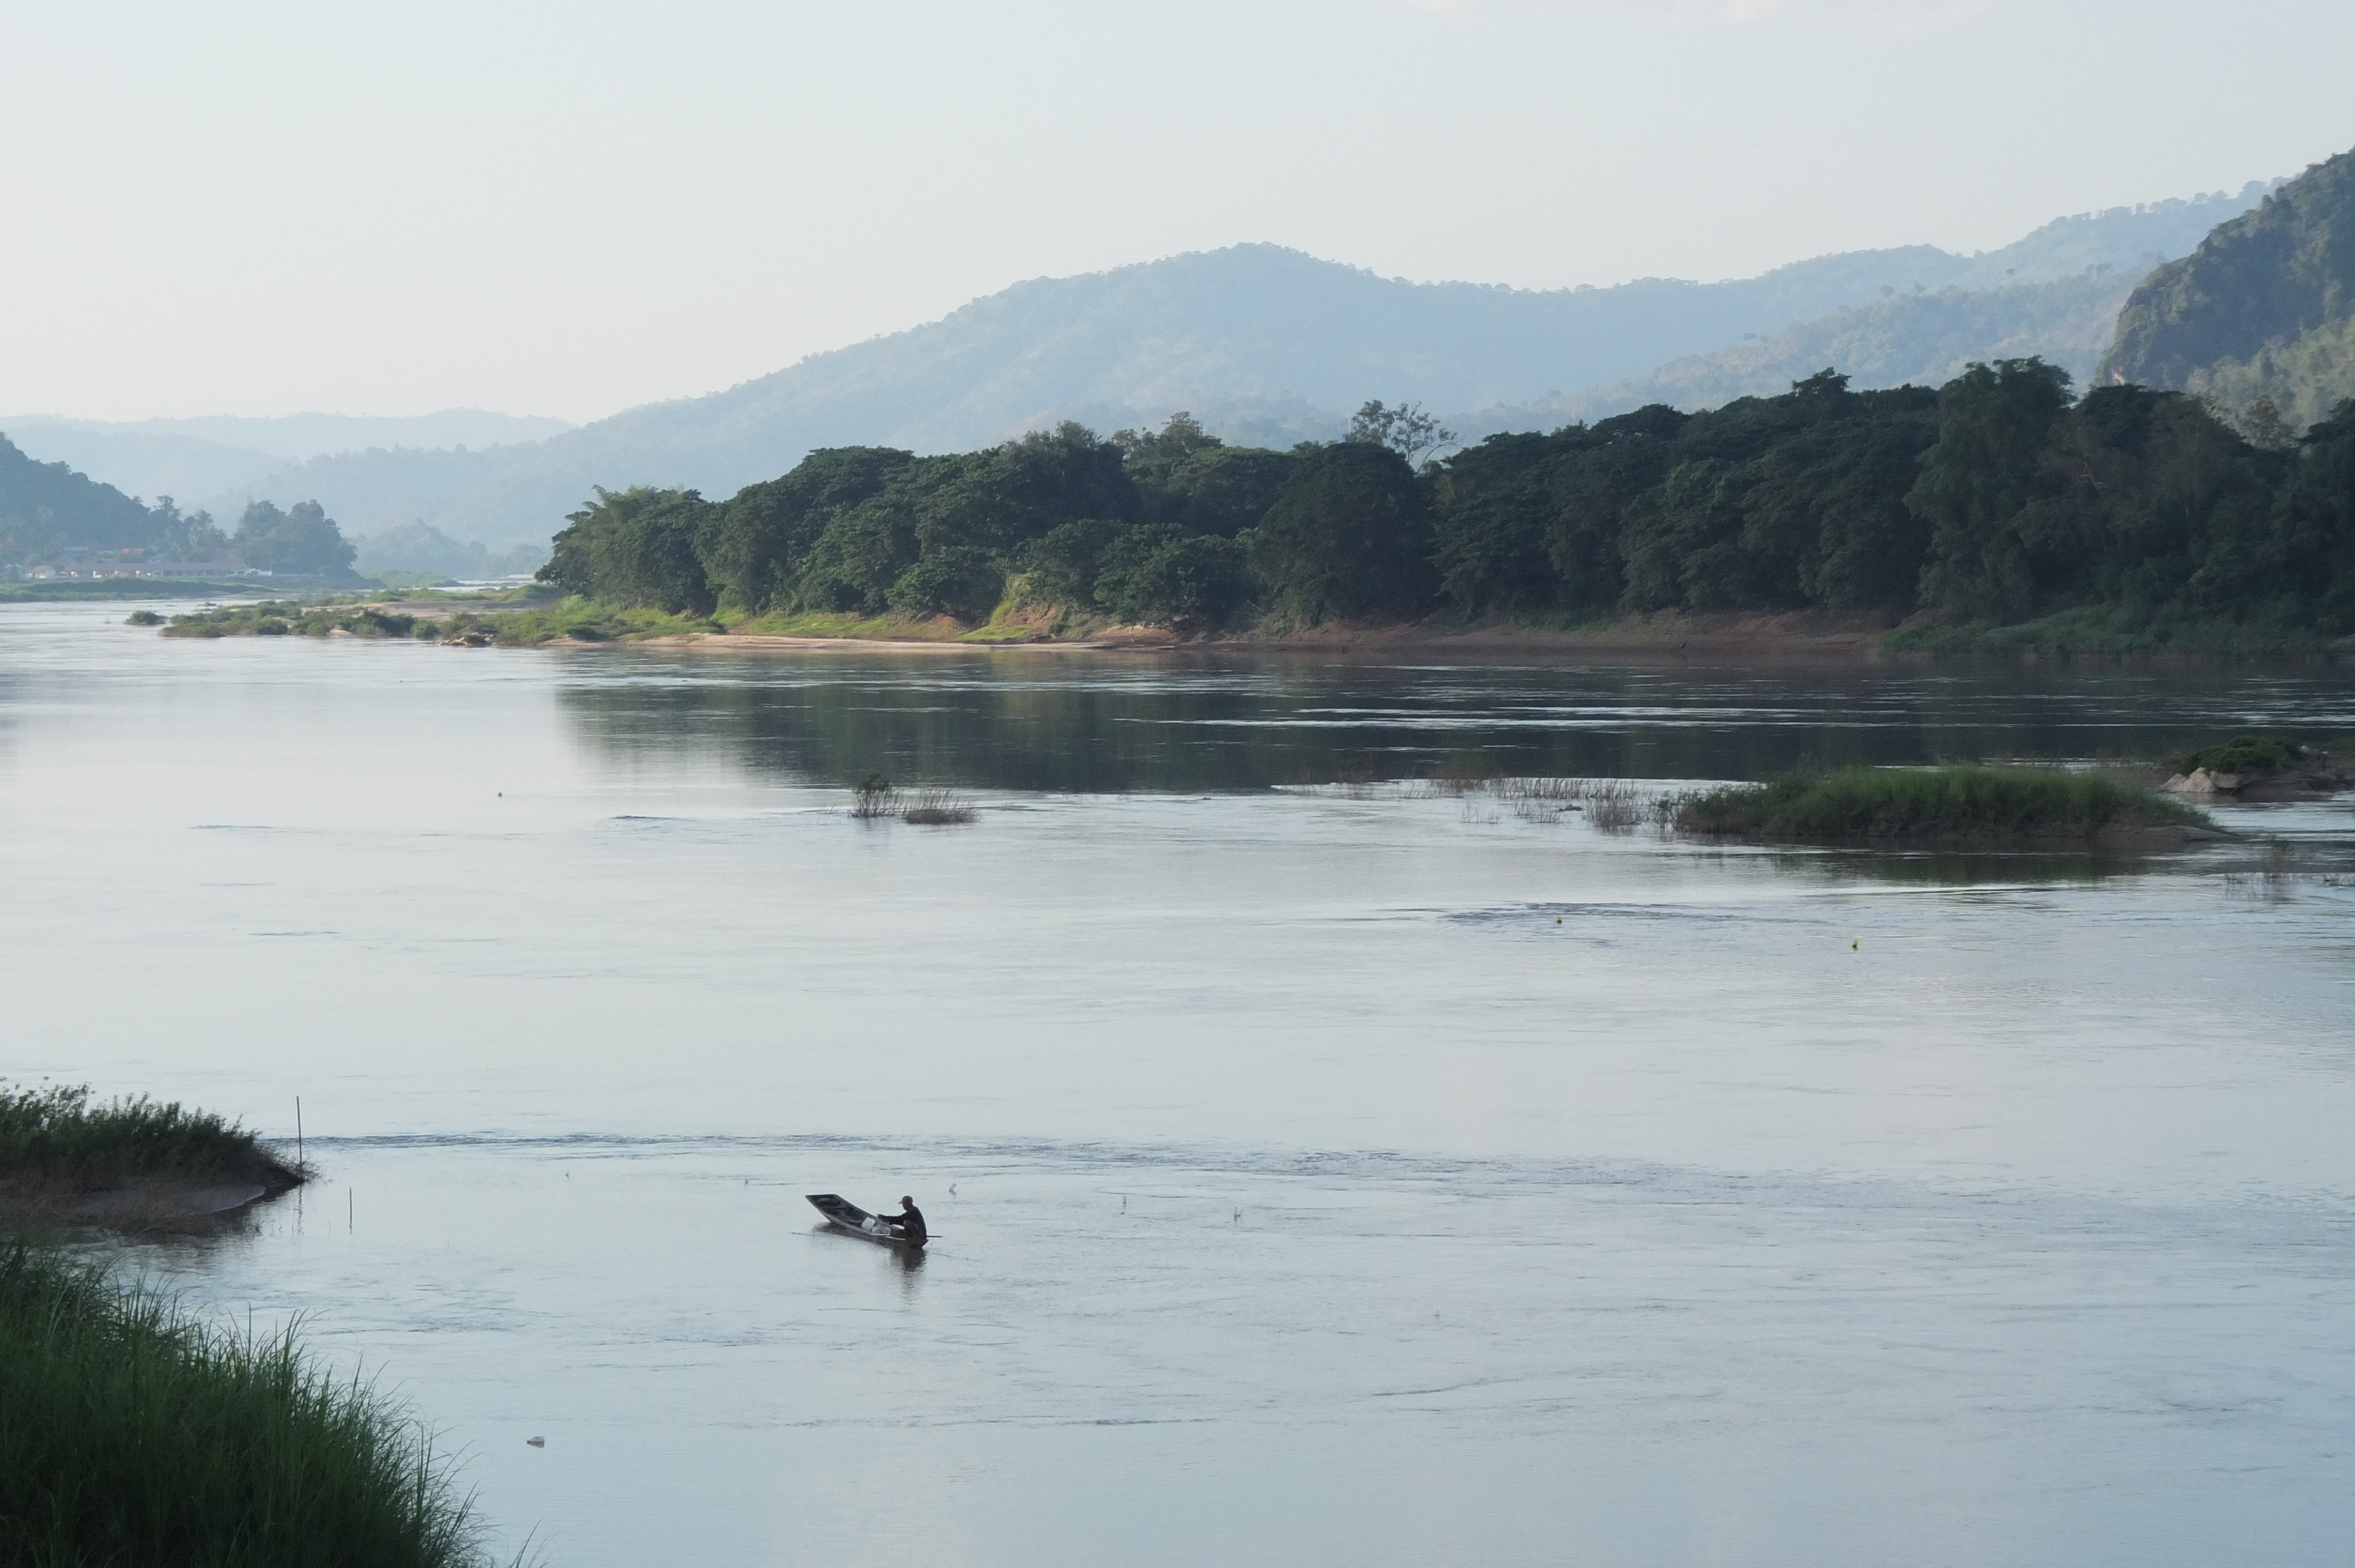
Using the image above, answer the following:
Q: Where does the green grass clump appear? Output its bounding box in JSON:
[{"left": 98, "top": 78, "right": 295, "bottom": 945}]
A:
[
  {"left": 0, "top": 1083, "right": 298, "bottom": 1190},
  {"left": 2178, "top": 734, "right": 2307, "bottom": 776},
  {"left": 0, "top": 1244, "right": 495, "bottom": 1567},
  {"left": 484, "top": 597, "right": 718, "bottom": 644},
  {"left": 1670, "top": 765, "right": 2207, "bottom": 846},
  {"left": 161, "top": 602, "right": 423, "bottom": 640}
]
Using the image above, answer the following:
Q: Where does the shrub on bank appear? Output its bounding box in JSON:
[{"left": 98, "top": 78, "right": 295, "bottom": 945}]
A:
[
  {"left": 2178, "top": 735, "right": 2307, "bottom": 776},
  {"left": 1669, "top": 765, "right": 2207, "bottom": 845},
  {"left": 0, "top": 1245, "right": 494, "bottom": 1568}
]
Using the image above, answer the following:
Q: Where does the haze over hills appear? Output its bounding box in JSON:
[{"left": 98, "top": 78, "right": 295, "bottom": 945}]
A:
[
  {"left": 4, "top": 182, "right": 2275, "bottom": 561},
  {"left": 1469, "top": 194, "right": 2294, "bottom": 434},
  {"left": 0, "top": 411, "right": 573, "bottom": 516},
  {"left": 2103, "top": 150, "right": 2355, "bottom": 432}
]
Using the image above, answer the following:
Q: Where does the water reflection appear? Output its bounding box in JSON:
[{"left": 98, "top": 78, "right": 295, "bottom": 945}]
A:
[{"left": 555, "top": 649, "right": 2355, "bottom": 792}]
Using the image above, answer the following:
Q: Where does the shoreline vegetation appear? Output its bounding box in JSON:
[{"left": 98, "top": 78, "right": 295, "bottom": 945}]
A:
[
  {"left": 1663, "top": 765, "right": 2218, "bottom": 848},
  {"left": 2, "top": 1088, "right": 502, "bottom": 1565},
  {"left": 135, "top": 594, "right": 2352, "bottom": 659},
  {"left": 0, "top": 1082, "right": 303, "bottom": 1231},
  {"left": 0, "top": 1246, "right": 498, "bottom": 1568},
  {"left": 1299, "top": 760, "right": 2236, "bottom": 851},
  {"left": 69, "top": 357, "right": 2354, "bottom": 659},
  {"left": 505, "top": 365, "right": 2354, "bottom": 657}
]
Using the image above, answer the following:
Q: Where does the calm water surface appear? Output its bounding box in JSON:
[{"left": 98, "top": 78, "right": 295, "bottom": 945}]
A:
[{"left": 4, "top": 602, "right": 2352, "bottom": 1567}]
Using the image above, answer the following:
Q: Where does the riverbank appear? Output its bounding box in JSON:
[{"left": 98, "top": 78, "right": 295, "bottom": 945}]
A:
[{"left": 141, "top": 595, "right": 2355, "bottom": 660}]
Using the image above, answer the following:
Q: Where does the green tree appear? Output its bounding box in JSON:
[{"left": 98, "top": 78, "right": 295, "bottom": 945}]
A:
[
  {"left": 232, "top": 500, "right": 357, "bottom": 577},
  {"left": 1618, "top": 459, "right": 1754, "bottom": 610},
  {"left": 1541, "top": 406, "right": 1688, "bottom": 610},
  {"left": 2270, "top": 400, "right": 2355, "bottom": 629},
  {"left": 1113, "top": 411, "right": 1224, "bottom": 489},
  {"left": 537, "top": 487, "right": 714, "bottom": 612},
  {"left": 887, "top": 544, "right": 1004, "bottom": 620},
  {"left": 701, "top": 447, "right": 914, "bottom": 612},
  {"left": 1346, "top": 400, "right": 1458, "bottom": 467},
  {"left": 150, "top": 499, "right": 230, "bottom": 563},
  {"left": 1910, "top": 358, "right": 2074, "bottom": 619},
  {"left": 1011, "top": 517, "right": 1121, "bottom": 607},
  {"left": 1246, "top": 443, "right": 1437, "bottom": 623},
  {"left": 1431, "top": 431, "right": 1565, "bottom": 616},
  {"left": 1092, "top": 525, "right": 1249, "bottom": 629},
  {"left": 1142, "top": 446, "right": 1299, "bottom": 537}
]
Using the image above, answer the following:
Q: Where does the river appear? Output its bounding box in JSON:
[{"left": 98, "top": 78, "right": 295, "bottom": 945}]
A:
[{"left": 4, "top": 600, "right": 2351, "bottom": 1566}]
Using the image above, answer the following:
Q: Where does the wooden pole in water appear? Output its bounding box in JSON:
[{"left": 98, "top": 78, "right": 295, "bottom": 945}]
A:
[{"left": 296, "top": 1097, "right": 303, "bottom": 1167}]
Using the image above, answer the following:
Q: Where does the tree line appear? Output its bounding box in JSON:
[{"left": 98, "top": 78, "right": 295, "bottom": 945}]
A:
[
  {"left": 0, "top": 433, "right": 358, "bottom": 577},
  {"left": 539, "top": 367, "right": 2355, "bottom": 634}
]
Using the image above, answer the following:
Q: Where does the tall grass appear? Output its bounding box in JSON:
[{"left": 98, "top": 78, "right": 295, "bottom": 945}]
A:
[
  {"left": 0, "top": 1244, "right": 498, "bottom": 1567},
  {"left": 1416, "top": 770, "right": 1644, "bottom": 830},
  {"left": 850, "top": 772, "right": 898, "bottom": 818},
  {"left": 1668, "top": 765, "right": 2207, "bottom": 845},
  {"left": 0, "top": 1084, "right": 298, "bottom": 1188},
  {"left": 901, "top": 789, "right": 978, "bottom": 825}
]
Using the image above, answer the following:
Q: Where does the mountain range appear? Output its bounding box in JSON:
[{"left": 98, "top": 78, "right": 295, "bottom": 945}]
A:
[
  {"left": 0, "top": 182, "right": 2277, "bottom": 560},
  {"left": 2103, "top": 149, "right": 2355, "bottom": 433}
]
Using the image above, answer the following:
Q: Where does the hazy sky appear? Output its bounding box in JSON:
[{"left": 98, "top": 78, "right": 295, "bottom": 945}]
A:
[{"left": 4, "top": 0, "right": 2349, "bottom": 424}]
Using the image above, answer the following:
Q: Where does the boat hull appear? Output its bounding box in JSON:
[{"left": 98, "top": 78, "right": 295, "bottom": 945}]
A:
[{"left": 805, "top": 1192, "right": 926, "bottom": 1248}]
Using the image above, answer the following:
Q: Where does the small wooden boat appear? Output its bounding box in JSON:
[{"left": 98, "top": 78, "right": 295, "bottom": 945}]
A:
[{"left": 805, "top": 1193, "right": 926, "bottom": 1248}]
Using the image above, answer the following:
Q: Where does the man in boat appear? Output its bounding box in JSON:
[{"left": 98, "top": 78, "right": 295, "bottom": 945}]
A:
[{"left": 887, "top": 1195, "right": 927, "bottom": 1245}]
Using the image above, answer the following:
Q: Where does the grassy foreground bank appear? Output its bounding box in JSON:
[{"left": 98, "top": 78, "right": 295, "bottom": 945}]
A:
[
  {"left": 0, "top": 1244, "right": 495, "bottom": 1568},
  {"left": 1669, "top": 765, "right": 2212, "bottom": 846}
]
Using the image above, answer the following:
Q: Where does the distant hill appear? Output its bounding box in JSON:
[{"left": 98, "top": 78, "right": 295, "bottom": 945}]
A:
[
  {"left": 0, "top": 410, "right": 573, "bottom": 516},
  {"left": 0, "top": 433, "right": 162, "bottom": 560},
  {"left": 36, "top": 182, "right": 2274, "bottom": 553},
  {"left": 1475, "top": 188, "right": 2281, "bottom": 431},
  {"left": 2102, "top": 150, "right": 2355, "bottom": 430},
  {"left": 1475, "top": 270, "right": 2147, "bottom": 434}
]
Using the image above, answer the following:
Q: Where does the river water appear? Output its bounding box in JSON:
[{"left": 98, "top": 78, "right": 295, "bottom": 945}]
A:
[{"left": 4, "top": 601, "right": 2352, "bottom": 1567}]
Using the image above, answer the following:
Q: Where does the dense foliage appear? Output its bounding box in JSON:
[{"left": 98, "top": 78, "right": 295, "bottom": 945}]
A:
[
  {"left": 540, "top": 363, "right": 2355, "bottom": 637},
  {"left": 232, "top": 500, "right": 358, "bottom": 576}
]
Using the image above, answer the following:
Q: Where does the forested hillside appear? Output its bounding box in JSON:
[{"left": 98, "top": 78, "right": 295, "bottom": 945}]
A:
[
  {"left": 2104, "top": 150, "right": 2355, "bottom": 431},
  {"left": 180, "top": 186, "right": 2269, "bottom": 552},
  {"left": 542, "top": 364, "right": 2355, "bottom": 644},
  {"left": 0, "top": 434, "right": 171, "bottom": 563},
  {"left": 0, "top": 434, "right": 358, "bottom": 577},
  {"left": 1482, "top": 271, "right": 2145, "bottom": 435}
]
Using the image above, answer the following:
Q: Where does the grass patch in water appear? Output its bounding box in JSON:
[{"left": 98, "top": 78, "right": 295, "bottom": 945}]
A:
[
  {"left": 1667, "top": 765, "right": 2208, "bottom": 846},
  {"left": 161, "top": 601, "right": 431, "bottom": 640},
  {"left": 0, "top": 1083, "right": 297, "bottom": 1191},
  {"left": 901, "top": 789, "right": 978, "bottom": 825},
  {"left": 0, "top": 1243, "right": 499, "bottom": 1567}
]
